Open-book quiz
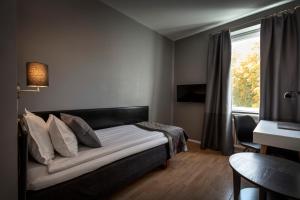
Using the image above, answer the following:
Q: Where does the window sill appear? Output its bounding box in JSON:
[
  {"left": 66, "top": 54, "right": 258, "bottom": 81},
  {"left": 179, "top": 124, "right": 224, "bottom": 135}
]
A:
[
  {"left": 232, "top": 107, "right": 259, "bottom": 115},
  {"left": 232, "top": 110, "right": 259, "bottom": 115}
]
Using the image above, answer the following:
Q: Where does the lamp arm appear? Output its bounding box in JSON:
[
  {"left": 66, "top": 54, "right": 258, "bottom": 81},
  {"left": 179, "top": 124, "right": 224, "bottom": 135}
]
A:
[
  {"left": 16, "top": 84, "right": 40, "bottom": 99},
  {"left": 17, "top": 85, "right": 40, "bottom": 92},
  {"left": 17, "top": 87, "right": 40, "bottom": 93}
]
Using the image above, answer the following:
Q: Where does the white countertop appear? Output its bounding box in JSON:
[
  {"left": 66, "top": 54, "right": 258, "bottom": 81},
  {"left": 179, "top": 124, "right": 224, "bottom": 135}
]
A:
[{"left": 253, "top": 120, "right": 300, "bottom": 151}]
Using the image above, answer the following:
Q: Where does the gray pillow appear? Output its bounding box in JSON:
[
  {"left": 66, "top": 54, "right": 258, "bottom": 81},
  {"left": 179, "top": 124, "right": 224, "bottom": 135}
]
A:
[{"left": 60, "top": 113, "right": 102, "bottom": 148}]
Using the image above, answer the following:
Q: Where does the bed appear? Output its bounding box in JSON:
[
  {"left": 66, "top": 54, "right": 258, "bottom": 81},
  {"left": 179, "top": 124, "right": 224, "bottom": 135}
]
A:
[{"left": 18, "top": 106, "right": 170, "bottom": 200}]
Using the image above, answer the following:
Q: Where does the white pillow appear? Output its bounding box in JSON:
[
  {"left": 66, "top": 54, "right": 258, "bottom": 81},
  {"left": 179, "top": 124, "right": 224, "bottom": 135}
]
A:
[
  {"left": 48, "top": 114, "right": 78, "bottom": 157},
  {"left": 23, "top": 109, "right": 55, "bottom": 165}
]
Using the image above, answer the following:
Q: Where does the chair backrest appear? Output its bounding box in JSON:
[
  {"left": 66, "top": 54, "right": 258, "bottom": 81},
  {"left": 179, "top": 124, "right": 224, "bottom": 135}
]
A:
[{"left": 233, "top": 115, "right": 257, "bottom": 143}]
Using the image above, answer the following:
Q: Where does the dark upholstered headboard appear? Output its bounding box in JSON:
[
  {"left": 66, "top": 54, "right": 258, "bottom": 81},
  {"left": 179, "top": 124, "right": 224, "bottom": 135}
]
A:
[
  {"left": 33, "top": 106, "right": 149, "bottom": 130},
  {"left": 18, "top": 106, "right": 148, "bottom": 200}
]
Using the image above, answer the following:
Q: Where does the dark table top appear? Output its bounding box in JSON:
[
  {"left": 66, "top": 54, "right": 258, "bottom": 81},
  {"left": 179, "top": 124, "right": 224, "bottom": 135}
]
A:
[{"left": 229, "top": 153, "right": 300, "bottom": 199}]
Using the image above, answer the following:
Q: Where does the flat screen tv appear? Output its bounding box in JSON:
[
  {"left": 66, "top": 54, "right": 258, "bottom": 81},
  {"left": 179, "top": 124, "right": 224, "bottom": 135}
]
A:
[{"left": 177, "top": 84, "right": 206, "bottom": 103}]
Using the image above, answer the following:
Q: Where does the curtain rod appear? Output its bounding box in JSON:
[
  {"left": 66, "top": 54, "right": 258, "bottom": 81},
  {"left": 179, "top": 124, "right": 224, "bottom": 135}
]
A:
[{"left": 210, "top": 5, "right": 300, "bottom": 36}]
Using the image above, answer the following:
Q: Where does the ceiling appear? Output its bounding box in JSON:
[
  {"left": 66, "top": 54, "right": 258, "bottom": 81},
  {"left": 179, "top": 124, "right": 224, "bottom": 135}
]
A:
[{"left": 100, "top": 0, "right": 295, "bottom": 41}]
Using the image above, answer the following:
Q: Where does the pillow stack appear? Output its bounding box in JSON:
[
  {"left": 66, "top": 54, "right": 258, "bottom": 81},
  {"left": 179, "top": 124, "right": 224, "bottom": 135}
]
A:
[{"left": 22, "top": 109, "right": 102, "bottom": 165}]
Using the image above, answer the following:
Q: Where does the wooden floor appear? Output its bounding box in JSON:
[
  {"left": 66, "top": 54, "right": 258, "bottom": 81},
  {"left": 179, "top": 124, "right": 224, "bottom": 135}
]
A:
[{"left": 109, "top": 142, "right": 251, "bottom": 200}]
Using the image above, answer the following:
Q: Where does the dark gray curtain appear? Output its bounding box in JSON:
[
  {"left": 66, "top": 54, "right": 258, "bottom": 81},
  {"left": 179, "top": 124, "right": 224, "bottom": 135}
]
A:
[
  {"left": 260, "top": 8, "right": 300, "bottom": 122},
  {"left": 201, "top": 30, "right": 233, "bottom": 155}
]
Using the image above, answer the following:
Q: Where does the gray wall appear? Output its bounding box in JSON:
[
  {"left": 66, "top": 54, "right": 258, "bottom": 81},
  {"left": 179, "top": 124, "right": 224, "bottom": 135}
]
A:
[
  {"left": 17, "top": 0, "right": 173, "bottom": 124},
  {"left": 0, "top": 0, "right": 18, "bottom": 199},
  {"left": 174, "top": 1, "right": 299, "bottom": 141},
  {"left": 174, "top": 33, "right": 208, "bottom": 141}
]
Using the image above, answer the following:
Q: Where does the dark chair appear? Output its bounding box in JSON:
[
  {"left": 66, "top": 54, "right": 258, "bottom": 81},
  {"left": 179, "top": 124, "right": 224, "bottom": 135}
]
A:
[{"left": 233, "top": 115, "right": 261, "bottom": 152}]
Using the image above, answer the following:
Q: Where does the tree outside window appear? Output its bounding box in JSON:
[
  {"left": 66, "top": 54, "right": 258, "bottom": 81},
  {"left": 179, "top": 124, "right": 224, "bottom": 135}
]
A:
[{"left": 231, "top": 34, "right": 260, "bottom": 113}]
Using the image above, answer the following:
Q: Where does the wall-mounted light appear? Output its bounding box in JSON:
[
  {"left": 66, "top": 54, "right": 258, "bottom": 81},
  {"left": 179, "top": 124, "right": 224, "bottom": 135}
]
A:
[
  {"left": 17, "top": 62, "right": 49, "bottom": 98},
  {"left": 283, "top": 91, "right": 300, "bottom": 99}
]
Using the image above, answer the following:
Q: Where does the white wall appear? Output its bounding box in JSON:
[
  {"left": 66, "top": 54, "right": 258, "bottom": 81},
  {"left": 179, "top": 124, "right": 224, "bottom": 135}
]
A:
[
  {"left": 0, "top": 0, "right": 18, "bottom": 199},
  {"left": 17, "top": 0, "right": 173, "bottom": 124}
]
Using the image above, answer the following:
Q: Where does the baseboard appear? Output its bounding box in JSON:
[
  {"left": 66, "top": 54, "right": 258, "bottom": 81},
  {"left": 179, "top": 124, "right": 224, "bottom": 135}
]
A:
[
  {"left": 188, "top": 139, "right": 201, "bottom": 144},
  {"left": 188, "top": 139, "right": 243, "bottom": 150}
]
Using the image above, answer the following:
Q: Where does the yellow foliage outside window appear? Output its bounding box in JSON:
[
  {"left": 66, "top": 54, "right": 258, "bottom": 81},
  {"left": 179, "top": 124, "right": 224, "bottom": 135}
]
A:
[{"left": 231, "top": 40, "right": 260, "bottom": 109}]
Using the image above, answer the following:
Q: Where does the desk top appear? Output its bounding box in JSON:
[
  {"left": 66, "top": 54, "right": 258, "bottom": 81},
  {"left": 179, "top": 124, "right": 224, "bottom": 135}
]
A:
[
  {"left": 254, "top": 120, "right": 300, "bottom": 139},
  {"left": 229, "top": 152, "right": 300, "bottom": 199},
  {"left": 253, "top": 120, "right": 300, "bottom": 151}
]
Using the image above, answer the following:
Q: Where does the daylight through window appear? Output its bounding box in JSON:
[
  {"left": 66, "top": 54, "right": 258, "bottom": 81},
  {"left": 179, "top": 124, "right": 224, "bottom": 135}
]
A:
[{"left": 231, "top": 25, "right": 260, "bottom": 113}]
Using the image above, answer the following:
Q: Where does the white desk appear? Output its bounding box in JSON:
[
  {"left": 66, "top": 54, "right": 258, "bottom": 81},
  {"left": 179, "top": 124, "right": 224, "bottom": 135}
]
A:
[{"left": 253, "top": 120, "right": 300, "bottom": 153}]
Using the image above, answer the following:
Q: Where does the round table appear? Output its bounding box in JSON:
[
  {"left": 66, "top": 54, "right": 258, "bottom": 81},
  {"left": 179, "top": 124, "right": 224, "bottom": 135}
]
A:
[{"left": 229, "top": 152, "right": 300, "bottom": 200}]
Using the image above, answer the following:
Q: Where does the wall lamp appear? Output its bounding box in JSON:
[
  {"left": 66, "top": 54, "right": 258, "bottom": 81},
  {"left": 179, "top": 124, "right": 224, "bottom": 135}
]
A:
[
  {"left": 17, "top": 62, "right": 49, "bottom": 99},
  {"left": 284, "top": 91, "right": 300, "bottom": 99}
]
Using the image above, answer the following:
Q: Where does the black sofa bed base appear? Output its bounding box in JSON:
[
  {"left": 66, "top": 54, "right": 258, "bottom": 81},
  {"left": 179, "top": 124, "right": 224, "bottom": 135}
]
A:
[
  {"left": 27, "top": 144, "right": 169, "bottom": 200},
  {"left": 18, "top": 106, "right": 170, "bottom": 200}
]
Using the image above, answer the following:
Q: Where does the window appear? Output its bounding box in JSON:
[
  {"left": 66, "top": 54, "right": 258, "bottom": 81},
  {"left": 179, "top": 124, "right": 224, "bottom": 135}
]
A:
[{"left": 231, "top": 25, "right": 260, "bottom": 113}]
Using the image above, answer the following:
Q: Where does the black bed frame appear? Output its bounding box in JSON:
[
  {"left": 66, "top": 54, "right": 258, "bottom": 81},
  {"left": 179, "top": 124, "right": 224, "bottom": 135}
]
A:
[{"left": 18, "top": 106, "right": 169, "bottom": 200}]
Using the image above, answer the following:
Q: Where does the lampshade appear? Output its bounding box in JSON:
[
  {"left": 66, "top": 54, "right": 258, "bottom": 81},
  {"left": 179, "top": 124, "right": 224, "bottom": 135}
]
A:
[{"left": 26, "top": 62, "right": 49, "bottom": 87}]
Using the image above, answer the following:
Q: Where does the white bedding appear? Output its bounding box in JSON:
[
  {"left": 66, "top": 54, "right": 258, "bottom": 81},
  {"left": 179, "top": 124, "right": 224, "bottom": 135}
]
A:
[
  {"left": 48, "top": 125, "right": 165, "bottom": 173},
  {"left": 27, "top": 125, "right": 168, "bottom": 190}
]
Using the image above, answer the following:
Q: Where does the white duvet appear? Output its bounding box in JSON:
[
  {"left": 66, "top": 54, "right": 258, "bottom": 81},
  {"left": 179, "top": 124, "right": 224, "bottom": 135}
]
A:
[
  {"left": 27, "top": 125, "right": 168, "bottom": 190},
  {"left": 48, "top": 125, "right": 165, "bottom": 173}
]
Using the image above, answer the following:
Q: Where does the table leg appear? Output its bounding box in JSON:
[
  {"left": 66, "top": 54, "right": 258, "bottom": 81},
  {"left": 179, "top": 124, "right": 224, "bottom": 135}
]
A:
[
  {"left": 260, "top": 145, "right": 267, "bottom": 154},
  {"left": 233, "top": 170, "right": 241, "bottom": 200},
  {"left": 259, "top": 187, "right": 266, "bottom": 200}
]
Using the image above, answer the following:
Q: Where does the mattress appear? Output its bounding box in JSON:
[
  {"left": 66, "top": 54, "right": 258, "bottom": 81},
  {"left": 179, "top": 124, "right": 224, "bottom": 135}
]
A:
[{"left": 27, "top": 125, "right": 168, "bottom": 191}]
